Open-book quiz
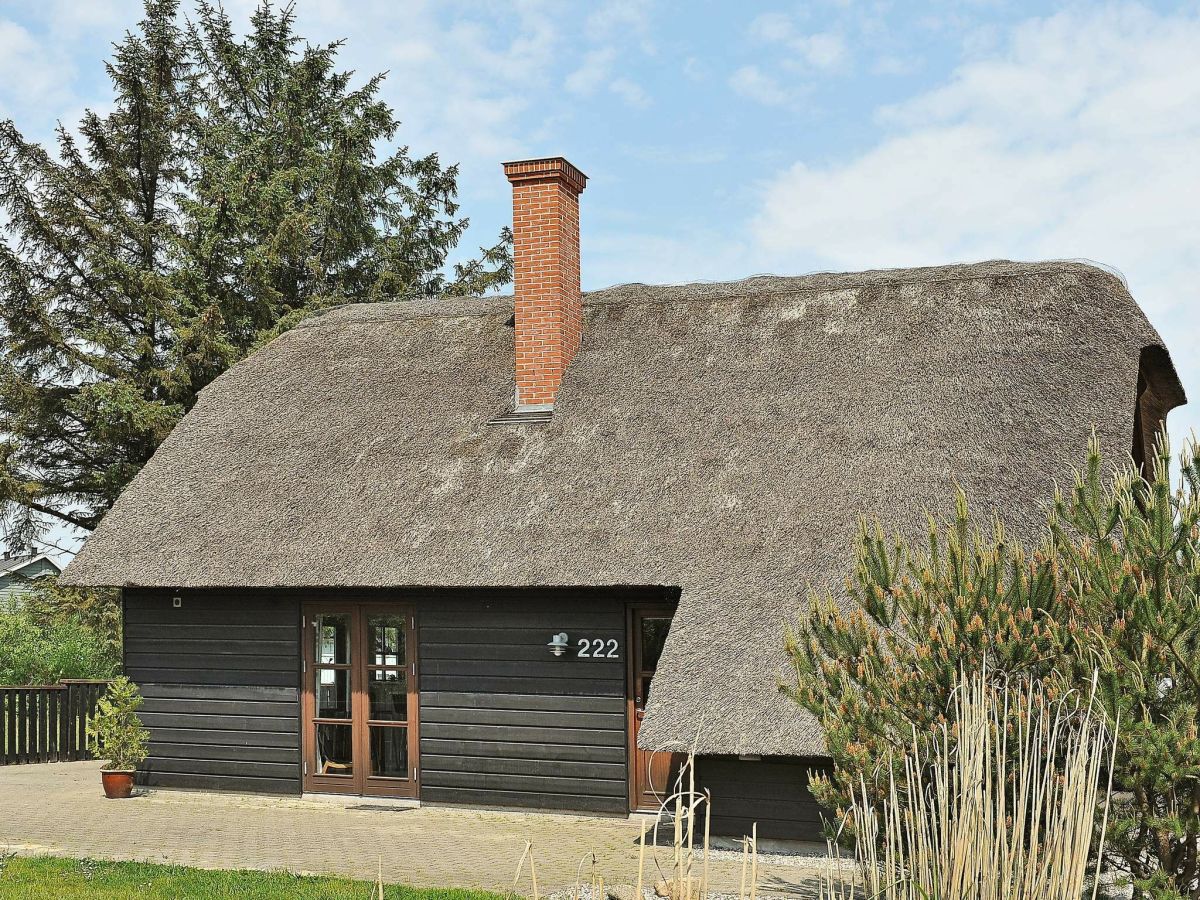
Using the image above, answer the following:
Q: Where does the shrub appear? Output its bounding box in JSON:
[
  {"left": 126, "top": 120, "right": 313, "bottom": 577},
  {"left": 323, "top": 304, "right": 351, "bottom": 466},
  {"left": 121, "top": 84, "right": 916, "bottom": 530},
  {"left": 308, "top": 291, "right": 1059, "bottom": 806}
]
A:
[
  {"left": 87, "top": 677, "right": 149, "bottom": 772},
  {"left": 789, "top": 435, "right": 1200, "bottom": 899},
  {"left": 0, "top": 608, "right": 119, "bottom": 685}
]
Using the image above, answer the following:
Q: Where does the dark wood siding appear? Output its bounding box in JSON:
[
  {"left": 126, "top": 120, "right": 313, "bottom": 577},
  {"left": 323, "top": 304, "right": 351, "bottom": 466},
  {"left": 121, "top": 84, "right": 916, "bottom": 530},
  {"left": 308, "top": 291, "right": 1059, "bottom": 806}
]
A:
[
  {"left": 123, "top": 589, "right": 301, "bottom": 795},
  {"left": 418, "top": 592, "right": 628, "bottom": 814},
  {"left": 695, "top": 756, "right": 831, "bottom": 842}
]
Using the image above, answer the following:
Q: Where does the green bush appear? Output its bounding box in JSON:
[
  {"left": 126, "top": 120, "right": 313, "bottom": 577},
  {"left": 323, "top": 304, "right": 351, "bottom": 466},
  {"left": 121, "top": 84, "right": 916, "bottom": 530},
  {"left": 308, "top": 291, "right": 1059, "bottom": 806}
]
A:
[
  {"left": 87, "top": 677, "right": 148, "bottom": 771},
  {"left": 0, "top": 608, "right": 119, "bottom": 685}
]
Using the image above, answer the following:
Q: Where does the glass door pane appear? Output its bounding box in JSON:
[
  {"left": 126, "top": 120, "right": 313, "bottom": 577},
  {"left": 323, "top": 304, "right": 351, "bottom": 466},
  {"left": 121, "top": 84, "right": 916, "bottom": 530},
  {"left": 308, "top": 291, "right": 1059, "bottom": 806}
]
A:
[
  {"left": 310, "top": 612, "right": 354, "bottom": 784},
  {"left": 365, "top": 613, "right": 411, "bottom": 784},
  {"left": 317, "top": 668, "right": 351, "bottom": 718},
  {"left": 370, "top": 726, "right": 409, "bottom": 777},
  {"left": 316, "top": 614, "right": 352, "bottom": 664},
  {"left": 316, "top": 723, "right": 354, "bottom": 775},
  {"left": 367, "top": 669, "right": 407, "bottom": 721},
  {"left": 368, "top": 615, "right": 406, "bottom": 667}
]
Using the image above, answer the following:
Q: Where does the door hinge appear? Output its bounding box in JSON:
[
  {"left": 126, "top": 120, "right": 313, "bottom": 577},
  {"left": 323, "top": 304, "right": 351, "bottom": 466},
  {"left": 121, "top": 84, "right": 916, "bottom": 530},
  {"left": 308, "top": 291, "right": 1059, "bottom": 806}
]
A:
[
  {"left": 303, "top": 761, "right": 308, "bottom": 775},
  {"left": 302, "top": 660, "right": 306, "bottom": 673},
  {"left": 412, "top": 766, "right": 418, "bottom": 781}
]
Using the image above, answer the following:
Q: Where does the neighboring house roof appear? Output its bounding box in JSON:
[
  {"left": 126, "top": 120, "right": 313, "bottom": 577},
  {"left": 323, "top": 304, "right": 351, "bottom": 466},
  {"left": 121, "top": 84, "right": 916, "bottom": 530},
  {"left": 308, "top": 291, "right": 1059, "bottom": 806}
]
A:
[
  {"left": 61, "top": 260, "right": 1185, "bottom": 756},
  {"left": 0, "top": 553, "right": 62, "bottom": 578}
]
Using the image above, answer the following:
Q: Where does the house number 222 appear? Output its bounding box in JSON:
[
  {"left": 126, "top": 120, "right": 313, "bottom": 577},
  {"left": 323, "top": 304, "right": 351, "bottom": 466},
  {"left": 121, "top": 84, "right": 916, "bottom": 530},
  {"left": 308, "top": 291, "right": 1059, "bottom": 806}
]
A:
[{"left": 577, "top": 638, "right": 619, "bottom": 659}]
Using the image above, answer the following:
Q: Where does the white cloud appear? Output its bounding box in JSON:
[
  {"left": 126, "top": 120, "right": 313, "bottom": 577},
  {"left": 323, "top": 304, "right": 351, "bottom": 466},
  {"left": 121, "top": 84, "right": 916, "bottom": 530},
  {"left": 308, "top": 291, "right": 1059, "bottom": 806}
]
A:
[
  {"left": 729, "top": 65, "right": 790, "bottom": 106},
  {"left": 749, "top": 4, "right": 1200, "bottom": 442},
  {"left": 567, "top": 48, "right": 651, "bottom": 108},
  {"left": 566, "top": 47, "right": 616, "bottom": 94},
  {"left": 609, "top": 76, "right": 651, "bottom": 109},
  {"left": 0, "top": 20, "right": 75, "bottom": 120},
  {"left": 587, "top": 0, "right": 655, "bottom": 52},
  {"left": 748, "top": 12, "right": 847, "bottom": 71}
]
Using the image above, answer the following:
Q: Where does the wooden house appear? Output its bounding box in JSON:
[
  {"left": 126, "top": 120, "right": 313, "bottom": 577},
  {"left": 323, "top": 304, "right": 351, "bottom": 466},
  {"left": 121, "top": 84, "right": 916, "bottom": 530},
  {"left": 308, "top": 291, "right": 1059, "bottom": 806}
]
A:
[{"left": 63, "top": 157, "right": 1185, "bottom": 840}]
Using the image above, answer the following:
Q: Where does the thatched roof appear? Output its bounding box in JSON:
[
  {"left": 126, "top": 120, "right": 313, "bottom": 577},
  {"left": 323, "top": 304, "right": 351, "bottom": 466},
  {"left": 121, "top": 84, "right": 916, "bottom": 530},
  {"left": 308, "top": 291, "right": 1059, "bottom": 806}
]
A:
[{"left": 63, "top": 260, "right": 1184, "bottom": 756}]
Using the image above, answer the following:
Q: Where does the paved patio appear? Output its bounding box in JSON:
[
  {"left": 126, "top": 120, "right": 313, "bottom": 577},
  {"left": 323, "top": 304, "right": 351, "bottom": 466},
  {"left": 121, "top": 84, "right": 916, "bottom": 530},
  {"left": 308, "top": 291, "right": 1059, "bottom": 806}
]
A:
[{"left": 0, "top": 762, "right": 827, "bottom": 896}]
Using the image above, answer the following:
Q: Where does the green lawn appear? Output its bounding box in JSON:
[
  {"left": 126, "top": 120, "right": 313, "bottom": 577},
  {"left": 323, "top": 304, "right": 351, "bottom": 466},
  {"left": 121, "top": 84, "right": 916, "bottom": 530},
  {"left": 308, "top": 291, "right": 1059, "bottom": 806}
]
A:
[{"left": 0, "top": 856, "right": 511, "bottom": 899}]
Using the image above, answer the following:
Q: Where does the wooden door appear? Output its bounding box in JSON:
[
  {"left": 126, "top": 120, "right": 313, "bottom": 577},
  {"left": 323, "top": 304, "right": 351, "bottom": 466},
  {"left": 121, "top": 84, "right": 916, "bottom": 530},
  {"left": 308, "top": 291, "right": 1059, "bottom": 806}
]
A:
[
  {"left": 301, "top": 602, "right": 419, "bottom": 798},
  {"left": 628, "top": 605, "right": 680, "bottom": 811}
]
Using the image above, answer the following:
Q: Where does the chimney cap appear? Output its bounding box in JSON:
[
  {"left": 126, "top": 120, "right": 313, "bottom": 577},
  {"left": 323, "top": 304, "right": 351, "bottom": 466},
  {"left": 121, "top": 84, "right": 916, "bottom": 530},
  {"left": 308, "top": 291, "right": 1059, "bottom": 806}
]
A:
[{"left": 503, "top": 157, "right": 588, "bottom": 194}]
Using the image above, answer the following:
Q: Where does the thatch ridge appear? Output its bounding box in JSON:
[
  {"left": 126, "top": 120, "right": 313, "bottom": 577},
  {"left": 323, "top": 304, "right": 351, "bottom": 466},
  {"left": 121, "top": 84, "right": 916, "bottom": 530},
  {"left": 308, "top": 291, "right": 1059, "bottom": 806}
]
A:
[{"left": 63, "top": 258, "right": 1183, "bottom": 756}]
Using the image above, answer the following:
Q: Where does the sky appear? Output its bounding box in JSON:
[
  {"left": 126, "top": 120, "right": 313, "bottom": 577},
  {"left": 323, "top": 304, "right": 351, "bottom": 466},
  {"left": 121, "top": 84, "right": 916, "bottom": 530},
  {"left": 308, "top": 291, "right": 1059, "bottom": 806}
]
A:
[{"left": 0, "top": 0, "right": 1198, "bottom": 555}]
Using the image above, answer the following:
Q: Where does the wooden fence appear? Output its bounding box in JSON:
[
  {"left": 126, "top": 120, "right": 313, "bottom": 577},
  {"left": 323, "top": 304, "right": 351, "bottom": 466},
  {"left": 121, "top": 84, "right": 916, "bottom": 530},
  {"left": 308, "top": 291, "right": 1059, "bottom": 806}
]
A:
[{"left": 1, "top": 680, "right": 111, "bottom": 765}]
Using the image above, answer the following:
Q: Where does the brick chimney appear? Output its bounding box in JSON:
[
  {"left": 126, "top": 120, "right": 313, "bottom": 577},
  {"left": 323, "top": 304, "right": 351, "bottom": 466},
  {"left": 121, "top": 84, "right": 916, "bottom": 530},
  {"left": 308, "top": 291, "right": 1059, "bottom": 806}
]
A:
[{"left": 503, "top": 157, "right": 588, "bottom": 411}]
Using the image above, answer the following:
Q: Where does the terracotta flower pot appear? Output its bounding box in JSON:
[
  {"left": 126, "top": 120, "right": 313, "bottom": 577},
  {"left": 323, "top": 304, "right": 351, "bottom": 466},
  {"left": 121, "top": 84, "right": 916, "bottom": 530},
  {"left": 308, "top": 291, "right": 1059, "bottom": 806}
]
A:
[{"left": 101, "top": 769, "right": 135, "bottom": 799}]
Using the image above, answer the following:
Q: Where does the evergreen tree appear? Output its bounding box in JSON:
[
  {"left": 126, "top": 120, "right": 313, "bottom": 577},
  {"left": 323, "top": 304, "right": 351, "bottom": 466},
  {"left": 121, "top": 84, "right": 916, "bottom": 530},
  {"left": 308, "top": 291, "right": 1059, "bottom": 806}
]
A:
[
  {"left": 0, "top": 0, "right": 510, "bottom": 548},
  {"left": 788, "top": 435, "right": 1200, "bottom": 899}
]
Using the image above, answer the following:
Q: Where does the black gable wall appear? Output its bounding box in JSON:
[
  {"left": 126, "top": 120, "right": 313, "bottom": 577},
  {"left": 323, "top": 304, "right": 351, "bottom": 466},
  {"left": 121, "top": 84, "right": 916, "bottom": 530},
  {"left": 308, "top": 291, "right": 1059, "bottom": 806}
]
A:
[
  {"left": 417, "top": 590, "right": 629, "bottom": 814},
  {"left": 123, "top": 589, "right": 302, "bottom": 794},
  {"left": 694, "top": 756, "right": 830, "bottom": 841}
]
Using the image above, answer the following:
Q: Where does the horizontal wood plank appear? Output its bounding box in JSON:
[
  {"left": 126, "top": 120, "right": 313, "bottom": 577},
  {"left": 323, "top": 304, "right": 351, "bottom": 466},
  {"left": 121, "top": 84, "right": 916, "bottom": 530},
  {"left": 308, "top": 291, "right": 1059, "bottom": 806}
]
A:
[
  {"left": 421, "top": 786, "right": 627, "bottom": 815},
  {"left": 138, "top": 712, "right": 299, "bottom": 734},
  {"left": 126, "top": 669, "right": 298, "bottom": 687},
  {"left": 142, "top": 756, "right": 299, "bottom": 779},
  {"left": 125, "top": 624, "right": 298, "bottom": 642},
  {"left": 424, "top": 706, "right": 620, "bottom": 730},
  {"left": 421, "top": 692, "right": 624, "bottom": 714},
  {"left": 420, "top": 659, "right": 623, "bottom": 679},
  {"left": 139, "top": 771, "right": 300, "bottom": 795},
  {"left": 423, "top": 770, "right": 626, "bottom": 797},
  {"left": 147, "top": 742, "right": 300, "bottom": 765},
  {"left": 140, "top": 698, "right": 299, "bottom": 719},
  {"left": 420, "top": 739, "right": 626, "bottom": 764},
  {"left": 146, "top": 727, "right": 299, "bottom": 748},
  {"left": 126, "top": 653, "right": 296, "bottom": 673},
  {"left": 420, "top": 675, "right": 621, "bottom": 696},
  {"left": 422, "top": 722, "right": 625, "bottom": 748},
  {"left": 136, "top": 683, "right": 298, "bottom": 703},
  {"left": 421, "top": 753, "right": 626, "bottom": 781}
]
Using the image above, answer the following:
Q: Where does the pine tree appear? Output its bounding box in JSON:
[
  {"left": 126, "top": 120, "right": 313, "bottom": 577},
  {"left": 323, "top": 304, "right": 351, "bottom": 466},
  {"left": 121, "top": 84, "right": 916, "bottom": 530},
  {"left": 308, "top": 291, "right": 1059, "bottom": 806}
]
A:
[
  {"left": 1050, "top": 438, "right": 1200, "bottom": 898},
  {"left": 0, "top": 0, "right": 511, "bottom": 548},
  {"left": 788, "top": 434, "right": 1200, "bottom": 898}
]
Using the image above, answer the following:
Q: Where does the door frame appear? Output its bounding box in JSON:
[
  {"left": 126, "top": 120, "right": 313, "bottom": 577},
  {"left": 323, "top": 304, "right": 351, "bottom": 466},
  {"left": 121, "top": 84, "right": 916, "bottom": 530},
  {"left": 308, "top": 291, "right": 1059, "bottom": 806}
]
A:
[
  {"left": 626, "top": 602, "right": 679, "bottom": 812},
  {"left": 300, "top": 601, "right": 420, "bottom": 798}
]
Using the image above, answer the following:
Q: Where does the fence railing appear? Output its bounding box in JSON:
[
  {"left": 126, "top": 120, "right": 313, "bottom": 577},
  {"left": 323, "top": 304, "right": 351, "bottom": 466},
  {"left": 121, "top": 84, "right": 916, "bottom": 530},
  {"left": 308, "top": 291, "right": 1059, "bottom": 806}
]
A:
[{"left": 1, "top": 680, "right": 111, "bottom": 765}]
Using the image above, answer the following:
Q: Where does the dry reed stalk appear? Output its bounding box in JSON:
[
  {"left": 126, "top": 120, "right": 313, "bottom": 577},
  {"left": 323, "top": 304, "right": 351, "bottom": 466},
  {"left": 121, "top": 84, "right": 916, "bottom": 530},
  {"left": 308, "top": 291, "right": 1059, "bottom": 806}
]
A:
[
  {"left": 701, "top": 790, "right": 711, "bottom": 900},
  {"left": 824, "top": 669, "right": 1116, "bottom": 900},
  {"left": 636, "top": 821, "right": 648, "bottom": 900},
  {"left": 739, "top": 837, "right": 748, "bottom": 900},
  {"left": 685, "top": 757, "right": 697, "bottom": 898},
  {"left": 513, "top": 841, "right": 531, "bottom": 895},
  {"left": 513, "top": 840, "right": 540, "bottom": 900},
  {"left": 377, "top": 854, "right": 384, "bottom": 900},
  {"left": 748, "top": 824, "right": 758, "bottom": 900},
  {"left": 673, "top": 777, "right": 684, "bottom": 887}
]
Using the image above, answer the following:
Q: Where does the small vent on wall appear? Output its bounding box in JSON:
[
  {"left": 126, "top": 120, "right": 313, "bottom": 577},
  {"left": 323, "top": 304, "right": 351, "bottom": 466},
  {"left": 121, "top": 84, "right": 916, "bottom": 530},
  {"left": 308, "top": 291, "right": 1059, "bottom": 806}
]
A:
[{"left": 486, "top": 406, "right": 553, "bottom": 426}]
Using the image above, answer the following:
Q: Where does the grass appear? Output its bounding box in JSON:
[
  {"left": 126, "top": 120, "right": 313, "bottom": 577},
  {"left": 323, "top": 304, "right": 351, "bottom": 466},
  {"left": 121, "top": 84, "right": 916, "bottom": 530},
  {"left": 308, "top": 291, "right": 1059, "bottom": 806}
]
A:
[{"left": 0, "top": 856, "right": 509, "bottom": 900}]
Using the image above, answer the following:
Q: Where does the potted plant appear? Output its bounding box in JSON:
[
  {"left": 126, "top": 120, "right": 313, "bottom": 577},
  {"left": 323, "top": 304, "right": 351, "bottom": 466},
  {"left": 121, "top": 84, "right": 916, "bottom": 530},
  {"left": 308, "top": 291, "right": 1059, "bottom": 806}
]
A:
[{"left": 87, "top": 676, "right": 149, "bottom": 799}]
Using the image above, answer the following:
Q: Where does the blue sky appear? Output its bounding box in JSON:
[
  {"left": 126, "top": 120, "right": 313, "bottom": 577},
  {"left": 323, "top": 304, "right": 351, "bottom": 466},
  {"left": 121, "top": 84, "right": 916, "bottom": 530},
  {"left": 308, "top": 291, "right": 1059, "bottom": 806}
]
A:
[{"left": 1, "top": 0, "right": 1198, "bottom": 553}]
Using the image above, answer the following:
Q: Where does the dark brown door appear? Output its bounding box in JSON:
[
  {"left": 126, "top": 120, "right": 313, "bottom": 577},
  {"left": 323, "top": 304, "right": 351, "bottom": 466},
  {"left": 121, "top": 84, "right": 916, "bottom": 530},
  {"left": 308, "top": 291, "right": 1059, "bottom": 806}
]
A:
[
  {"left": 301, "top": 603, "right": 419, "bottom": 798},
  {"left": 628, "top": 605, "right": 680, "bottom": 811}
]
